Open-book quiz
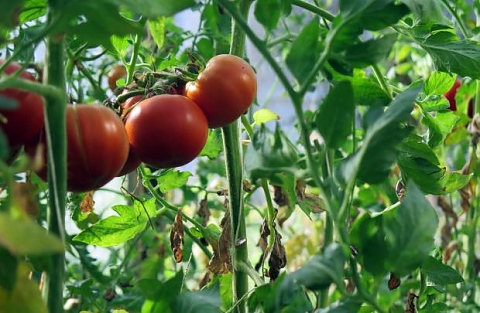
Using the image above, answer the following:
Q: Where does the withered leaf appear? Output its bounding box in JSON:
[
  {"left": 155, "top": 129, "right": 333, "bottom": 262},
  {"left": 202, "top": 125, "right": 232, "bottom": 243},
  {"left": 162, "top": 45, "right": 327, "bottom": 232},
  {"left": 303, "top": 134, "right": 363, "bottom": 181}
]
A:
[
  {"left": 207, "top": 211, "right": 232, "bottom": 274},
  {"left": 405, "top": 293, "right": 418, "bottom": 313},
  {"left": 388, "top": 272, "right": 401, "bottom": 290},
  {"left": 197, "top": 198, "right": 211, "bottom": 227},
  {"left": 256, "top": 218, "right": 287, "bottom": 281},
  {"left": 12, "top": 181, "right": 39, "bottom": 217},
  {"left": 80, "top": 192, "right": 95, "bottom": 214},
  {"left": 170, "top": 210, "right": 184, "bottom": 263}
]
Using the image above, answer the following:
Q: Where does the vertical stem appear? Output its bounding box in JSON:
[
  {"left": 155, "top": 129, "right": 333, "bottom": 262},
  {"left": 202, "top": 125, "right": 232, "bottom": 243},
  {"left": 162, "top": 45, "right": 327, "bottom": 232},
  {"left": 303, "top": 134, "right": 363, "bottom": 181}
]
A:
[
  {"left": 42, "top": 3, "right": 68, "bottom": 313},
  {"left": 222, "top": 1, "right": 252, "bottom": 312}
]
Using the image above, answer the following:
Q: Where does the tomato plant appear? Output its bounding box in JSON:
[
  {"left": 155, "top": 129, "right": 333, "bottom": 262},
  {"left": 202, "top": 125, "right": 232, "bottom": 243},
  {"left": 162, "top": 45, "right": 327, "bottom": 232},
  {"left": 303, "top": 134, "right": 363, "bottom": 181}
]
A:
[
  {"left": 185, "top": 54, "right": 257, "bottom": 128},
  {"left": 0, "top": 60, "right": 44, "bottom": 148},
  {"left": 125, "top": 94, "right": 208, "bottom": 168}
]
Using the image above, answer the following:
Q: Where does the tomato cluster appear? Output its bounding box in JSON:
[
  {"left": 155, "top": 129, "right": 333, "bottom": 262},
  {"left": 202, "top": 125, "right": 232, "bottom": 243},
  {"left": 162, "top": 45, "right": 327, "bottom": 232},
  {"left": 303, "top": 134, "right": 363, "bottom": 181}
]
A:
[{"left": 5, "top": 54, "right": 256, "bottom": 192}]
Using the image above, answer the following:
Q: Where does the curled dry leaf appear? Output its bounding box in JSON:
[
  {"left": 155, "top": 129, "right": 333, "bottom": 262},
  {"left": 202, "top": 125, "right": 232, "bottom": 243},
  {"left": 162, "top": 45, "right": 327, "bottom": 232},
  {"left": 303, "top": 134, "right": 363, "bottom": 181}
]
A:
[
  {"left": 395, "top": 180, "right": 406, "bottom": 201},
  {"left": 405, "top": 293, "right": 418, "bottom": 313},
  {"left": 197, "top": 198, "right": 211, "bottom": 227},
  {"left": 207, "top": 211, "right": 232, "bottom": 274},
  {"left": 256, "top": 217, "right": 287, "bottom": 281},
  {"left": 388, "top": 272, "right": 401, "bottom": 290},
  {"left": 80, "top": 192, "right": 95, "bottom": 214},
  {"left": 169, "top": 211, "right": 184, "bottom": 263}
]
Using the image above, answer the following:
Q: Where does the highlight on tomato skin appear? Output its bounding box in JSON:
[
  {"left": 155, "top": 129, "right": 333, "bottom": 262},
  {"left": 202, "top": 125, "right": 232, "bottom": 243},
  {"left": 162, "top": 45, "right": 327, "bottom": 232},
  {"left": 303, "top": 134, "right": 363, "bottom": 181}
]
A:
[
  {"left": 28, "top": 104, "right": 130, "bottom": 192},
  {"left": 124, "top": 94, "right": 209, "bottom": 169},
  {"left": 0, "top": 60, "right": 45, "bottom": 149},
  {"left": 185, "top": 54, "right": 257, "bottom": 128}
]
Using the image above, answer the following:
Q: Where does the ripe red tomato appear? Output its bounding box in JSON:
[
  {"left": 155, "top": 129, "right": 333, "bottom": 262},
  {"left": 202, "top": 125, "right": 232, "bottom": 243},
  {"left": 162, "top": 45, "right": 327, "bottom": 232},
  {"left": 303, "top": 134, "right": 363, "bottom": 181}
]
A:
[
  {"left": 125, "top": 95, "right": 208, "bottom": 168},
  {"left": 31, "top": 104, "right": 130, "bottom": 192},
  {"left": 185, "top": 54, "right": 257, "bottom": 128},
  {"left": 0, "top": 60, "right": 44, "bottom": 148},
  {"left": 443, "top": 79, "right": 461, "bottom": 111}
]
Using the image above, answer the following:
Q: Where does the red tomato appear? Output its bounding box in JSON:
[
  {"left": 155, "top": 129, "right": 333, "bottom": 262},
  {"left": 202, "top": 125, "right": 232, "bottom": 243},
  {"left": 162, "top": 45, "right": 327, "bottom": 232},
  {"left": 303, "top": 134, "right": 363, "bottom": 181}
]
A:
[
  {"left": 443, "top": 79, "right": 461, "bottom": 111},
  {"left": 31, "top": 104, "right": 130, "bottom": 192},
  {"left": 185, "top": 54, "right": 257, "bottom": 128},
  {"left": 0, "top": 60, "right": 44, "bottom": 148},
  {"left": 125, "top": 95, "right": 208, "bottom": 168}
]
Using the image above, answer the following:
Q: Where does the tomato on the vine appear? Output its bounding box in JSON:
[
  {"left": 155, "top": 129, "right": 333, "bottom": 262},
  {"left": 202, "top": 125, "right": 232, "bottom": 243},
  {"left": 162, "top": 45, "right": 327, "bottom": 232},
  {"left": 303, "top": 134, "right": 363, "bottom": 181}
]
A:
[
  {"left": 185, "top": 54, "right": 257, "bottom": 128},
  {"left": 30, "top": 104, "right": 129, "bottom": 192},
  {"left": 0, "top": 60, "right": 44, "bottom": 148},
  {"left": 125, "top": 95, "right": 208, "bottom": 168}
]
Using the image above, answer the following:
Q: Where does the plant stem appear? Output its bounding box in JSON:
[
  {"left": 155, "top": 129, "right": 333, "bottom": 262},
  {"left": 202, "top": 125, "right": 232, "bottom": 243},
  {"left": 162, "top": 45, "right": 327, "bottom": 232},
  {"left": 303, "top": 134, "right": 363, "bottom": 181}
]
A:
[
  {"left": 292, "top": 0, "right": 334, "bottom": 21},
  {"left": 221, "top": 2, "right": 253, "bottom": 311},
  {"left": 42, "top": 6, "right": 68, "bottom": 313}
]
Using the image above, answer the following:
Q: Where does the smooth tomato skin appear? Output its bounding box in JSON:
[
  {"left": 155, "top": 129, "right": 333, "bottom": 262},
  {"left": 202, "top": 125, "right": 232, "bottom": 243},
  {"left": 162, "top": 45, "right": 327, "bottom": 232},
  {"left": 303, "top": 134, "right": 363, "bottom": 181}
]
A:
[
  {"left": 185, "top": 54, "right": 257, "bottom": 128},
  {"left": 125, "top": 95, "right": 208, "bottom": 168},
  {"left": 0, "top": 60, "right": 44, "bottom": 148},
  {"left": 443, "top": 79, "right": 461, "bottom": 111},
  {"left": 31, "top": 105, "right": 129, "bottom": 192}
]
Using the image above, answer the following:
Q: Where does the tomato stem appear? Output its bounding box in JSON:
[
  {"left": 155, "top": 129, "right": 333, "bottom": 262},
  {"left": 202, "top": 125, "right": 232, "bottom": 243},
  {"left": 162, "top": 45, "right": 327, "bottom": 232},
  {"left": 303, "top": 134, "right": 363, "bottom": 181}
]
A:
[{"left": 41, "top": 5, "right": 68, "bottom": 313}]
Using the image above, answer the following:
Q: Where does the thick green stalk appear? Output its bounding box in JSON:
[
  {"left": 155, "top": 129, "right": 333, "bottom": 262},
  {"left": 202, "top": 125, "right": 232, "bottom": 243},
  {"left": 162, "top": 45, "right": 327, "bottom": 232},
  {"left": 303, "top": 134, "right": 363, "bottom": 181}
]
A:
[
  {"left": 222, "top": 2, "right": 252, "bottom": 312},
  {"left": 42, "top": 7, "right": 68, "bottom": 313}
]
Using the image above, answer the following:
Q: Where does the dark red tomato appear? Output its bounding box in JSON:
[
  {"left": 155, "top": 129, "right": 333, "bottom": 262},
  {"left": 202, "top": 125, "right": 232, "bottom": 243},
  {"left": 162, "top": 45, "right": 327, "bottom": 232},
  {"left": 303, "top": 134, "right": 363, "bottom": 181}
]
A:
[
  {"left": 0, "top": 60, "right": 44, "bottom": 148},
  {"left": 443, "top": 79, "right": 461, "bottom": 111},
  {"left": 185, "top": 54, "right": 257, "bottom": 128},
  {"left": 124, "top": 95, "right": 208, "bottom": 168},
  {"left": 31, "top": 104, "right": 129, "bottom": 192}
]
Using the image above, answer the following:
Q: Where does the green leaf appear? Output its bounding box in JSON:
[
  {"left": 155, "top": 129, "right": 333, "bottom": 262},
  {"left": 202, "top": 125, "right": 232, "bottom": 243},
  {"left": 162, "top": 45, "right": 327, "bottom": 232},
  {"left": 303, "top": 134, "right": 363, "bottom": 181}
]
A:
[
  {"left": 20, "top": 0, "right": 46, "bottom": 23},
  {"left": 254, "top": 0, "right": 283, "bottom": 31},
  {"left": 248, "top": 274, "right": 313, "bottom": 313},
  {"left": 0, "top": 214, "right": 65, "bottom": 255},
  {"left": 421, "top": 256, "right": 464, "bottom": 286},
  {"left": 343, "top": 34, "right": 397, "bottom": 68},
  {"left": 397, "top": 134, "right": 440, "bottom": 166},
  {"left": 147, "top": 17, "right": 166, "bottom": 50},
  {"left": 140, "top": 270, "right": 183, "bottom": 313},
  {"left": 119, "top": 0, "right": 196, "bottom": 18},
  {"left": 416, "top": 31, "right": 480, "bottom": 79},
  {"left": 286, "top": 18, "right": 321, "bottom": 84},
  {"left": 111, "top": 35, "right": 130, "bottom": 59},
  {"left": 350, "top": 76, "right": 391, "bottom": 106},
  {"left": 400, "top": 0, "right": 444, "bottom": 23},
  {"left": 383, "top": 182, "right": 438, "bottom": 275},
  {"left": 315, "top": 80, "right": 354, "bottom": 149},
  {"left": 73, "top": 198, "right": 157, "bottom": 247},
  {"left": 282, "top": 243, "right": 346, "bottom": 291},
  {"left": 253, "top": 108, "right": 280, "bottom": 126},
  {"left": 199, "top": 129, "right": 223, "bottom": 159},
  {"left": 337, "top": 84, "right": 421, "bottom": 184},
  {"left": 423, "top": 72, "right": 456, "bottom": 97},
  {"left": 0, "top": 247, "right": 17, "bottom": 292},
  {"left": 157, "top": 170, "right": 191, "bottom": 193},
  {"left": 173, "top": 289, "right": 222, "bottom": 313},
  {"left": 420, "top": 109, "right": 459, "bottom": 147},
  {"left": 314, "top": 297, "right": 363, "bottom": 313},
  {"left": 245, "top": 124, "right": 299, "bottom": 183}
]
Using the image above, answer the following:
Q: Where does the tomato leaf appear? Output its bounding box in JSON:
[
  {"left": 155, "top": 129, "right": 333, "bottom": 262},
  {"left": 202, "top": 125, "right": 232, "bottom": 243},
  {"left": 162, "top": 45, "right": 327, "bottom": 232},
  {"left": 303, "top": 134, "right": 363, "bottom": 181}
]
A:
[
  {"left": 414, "top": 31, "right": 480, "bottom": 79},
  {"left": 147, "top": 17, "right": 166, "bottom": 50},
  {"left": 0, "top": 213, "right": 65, "bottom": 255},
  {"left": 20, "top": 0, "right": 46, "bottom": 23},
  {"left": 343, "top": 34, "right": 398, "bottom": 68},
  {"left": 200, "top": 129, "right": 223, "bottom": 160},
  {"left": 139, "top": 270, "right": 183, "bottom": 313},
  {"left": 315, "top": 297, "right": 363, "bottom": 313},
  {"left": 383, "top": 182, "right": 438, "bottom": 275},
  {"left": 423, "top": 72, "right": 457, "bottom": 97},
  {"left": 421, "top": 256, "right": 464, "bottom": 287},
  {"left": 157, "top": 170, "right": 191, "bottom": 193},
  {"left": 119, "top": 0, "right": 196, "bottom": 18},
  {"left": 73, "top": 198, "right": 157, "bottom": 247},
  {"left": 253, "top": 108, "right": 280, "bottom": 126},
  {"left": 254, "top": 0, "right": 289, "bottom": 31},
  {"left": 337, "top": 84, "right": 421, "bottom": 184},
  {"left": 314, "top": 80, "right": 354, "bottom": 149},
  {"left": 173, "top": 289, "right": 222, "bottom": 313},
  {"left": 286, "top": 18, "right": 321, "bottom": 85},
  {"left": 400, "top": 0, "right": 445, "bottom": 23}
]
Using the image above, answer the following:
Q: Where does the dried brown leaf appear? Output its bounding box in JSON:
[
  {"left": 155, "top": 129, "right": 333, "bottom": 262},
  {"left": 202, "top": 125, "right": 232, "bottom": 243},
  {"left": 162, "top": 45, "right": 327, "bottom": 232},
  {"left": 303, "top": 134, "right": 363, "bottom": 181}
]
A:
[
  {"left": 405, "top": 293, "right": 418, "bottom": 313},
  {"left": 12, "top": 181, "right": 39, "bottom": 217},
  {"left": 169, "top": 211, "right": 184, "bottom": 263},
  {"left": 388, "top": 272, "right": 401, "bottom": 290},
  {"left": 207, "top": 211, "right": 232, "bottom": 274},
  {"left": 197, "top": 198, "right": 211, "bottom": 227},
  {"left": 80, "top": 192, "right": 95, "bottom": 214}
]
